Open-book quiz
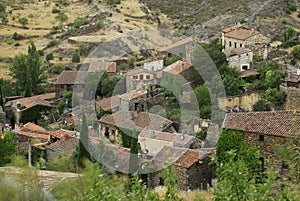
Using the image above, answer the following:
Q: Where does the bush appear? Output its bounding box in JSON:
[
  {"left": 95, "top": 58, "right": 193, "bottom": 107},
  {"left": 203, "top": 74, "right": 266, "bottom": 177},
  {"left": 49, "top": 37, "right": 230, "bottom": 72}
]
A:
[
  {"left": 12, "top": 32, "right": 23, "bottom": 40},
  {"left": 18, "top": 17, "right": 28, "bottom": 27},
  {"left": 55, "top": 12, "right": 68, "bottom": 23},
  {"left": 46, "top": 53, "right": 54, "bottom": 60},
  {"left": 288, "top": 4, "right": 297, "bottom": 12},
  {"left": 278, "top": 39, "right": 300, "bottom": 49},
  {"left": 52, "top": 7, "right": 60, "bottom": 14},
  {"left": 72, "top": 52, "right": 80, "bottom": 63},
  {"left": 106, "top": 0, "right": 121, "bottom": 6},
  {"left": 252, "top": 100, "right": 271, "bottom": 112},
  {"left": 46, "top": 40, "right": 60, "bottom": 48},
  {"left": 51, "top": 64, "right": 64, "bottom": 74},
  {"left": 97, "top": 20, "right": 105, "bottom": 29},
  {"left": 72, "top": 18, "right": 90, "bottom": 29},
  {"left": 291, "top": 45, "right": 300, "bottom": 59}
]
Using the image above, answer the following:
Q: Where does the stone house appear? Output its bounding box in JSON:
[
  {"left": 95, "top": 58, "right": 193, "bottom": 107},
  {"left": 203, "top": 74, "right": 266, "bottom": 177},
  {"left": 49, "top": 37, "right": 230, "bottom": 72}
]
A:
[
  {"left": 99, "top": 110, "right": 174, "bottom": 145},
  {"left": 5, "top": 93, "right": 55, "bottom": 124},
  {"left": 119, "top": 89, "right": 148, "bottom": 112},
  {"left": 159, "top": 37, "right": 195, "bottom": 62},
  {"left": 138, "top": 129, "right": 202, "bottom": 155},
  {"left": 126, "top": 68, "right": 161, "bottom": 92},
  {"left": 46, "top": 136, "right": 79, "bottom": 161},
  {"left": 55, "top": 71, "right": 88, "bottom": 98},
  {"left": 96, "top": 95, "right": 120, "bottom": 114},
  {"left": 225, "top": 47, "right": 253, "bottom": 71},
  {"left": 223, "top": 111, "right": 300, "bottom": 168},
  {"left": 148, "top": 146, "right": 212, "bottom": 191},
  {"left": 221, "top": 23, "right": 271, "bottom": 59}
]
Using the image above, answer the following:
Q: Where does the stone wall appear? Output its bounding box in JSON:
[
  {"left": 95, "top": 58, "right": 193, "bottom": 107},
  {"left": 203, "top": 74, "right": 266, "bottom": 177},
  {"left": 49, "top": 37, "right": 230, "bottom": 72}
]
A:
[
  {"left": 280, "top": 86, "right": 300, "bottom": 110},
  {"left": 228, "top": 52, "right": 253, "bottom": 71},
  {"left": 218, "top": 93, "right": 260, "bottom": 111}
]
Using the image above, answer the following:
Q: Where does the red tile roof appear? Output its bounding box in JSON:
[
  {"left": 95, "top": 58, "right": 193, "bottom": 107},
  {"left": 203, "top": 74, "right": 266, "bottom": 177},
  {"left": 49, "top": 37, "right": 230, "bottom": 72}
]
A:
[
  {"left": 224, "top": 26, "right": 260, "bottom": 41},
  {"left": 222, "top": 23, "right": 244, "bottom": 33},
  {"left": 159, "top": 37, "right": 194, "bottom": 52},
  {"left": 163, "top": 60, "right": 193, "bottom": 75},
  {"left": 99, "top": 111, "right": 173, "bottom": 132},
  {"left": 119, "top": 89, "right": 147, "bottom": 101},
  {"left": 55, "top": 71, "right": 88, "bottom": 85},
  {"left": 18, "top": 122, "right": 50, "bottom": 140},
  {"left": 50, "top": 129, "right": 75, "bottom": 139},
  {"left": 5, "top": 95, "right": 54, "bottom": 111},
  {"left": 139, "top": 129, "right": 195, "bottom": 146},
  {"left": 223, "top": 111, "right": 300, "bottom": 137},
  {"left": 96, "top": 95, "right": 120, "bottom": 111},
  {"left": 153, "top": 146, "right": 209, "bottom": 168},
  {"left": 88, "top": 61, "right": 117, "bottom": 73}
]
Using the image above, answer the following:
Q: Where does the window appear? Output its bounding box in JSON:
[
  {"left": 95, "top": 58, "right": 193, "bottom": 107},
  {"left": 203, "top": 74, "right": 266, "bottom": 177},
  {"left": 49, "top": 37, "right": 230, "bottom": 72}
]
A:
[
  {"left": 259, "top": 135, "right": 264, "bottom": 141},
  {"left": 140, "top": 74, "right": 143, "bottom": 80},
  {"left": 146, "top": 75, "right": 150, "bottom": 80},
  {"left": 234, "top": 42, "right": 237, "bottom": 48},
  {"left": 229, "top": 41, "right": 232, "bottom": 47},
  {"left": 240, "top": 43, "right": 242, "bottom": 47},
  {"left": 241, "top": 65, "right": 249, "bottom": 71},
  {"left": 133, "top": 75, "right": 138, "bottom": 80},
  {"left": 135, "top": 103, "right": 139, "bottom": 111}
]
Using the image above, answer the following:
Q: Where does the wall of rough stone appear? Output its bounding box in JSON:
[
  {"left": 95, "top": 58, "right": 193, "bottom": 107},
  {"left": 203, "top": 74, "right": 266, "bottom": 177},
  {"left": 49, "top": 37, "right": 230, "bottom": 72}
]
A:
[
  {"left": 280, "top": 86, "right": 300, "bottom": 110},
  {"left": 228, "top": 52, "right": 253, "bottom": 70},
  {"left": 218, "top": 93, "right": 260, "bottom": 111}
]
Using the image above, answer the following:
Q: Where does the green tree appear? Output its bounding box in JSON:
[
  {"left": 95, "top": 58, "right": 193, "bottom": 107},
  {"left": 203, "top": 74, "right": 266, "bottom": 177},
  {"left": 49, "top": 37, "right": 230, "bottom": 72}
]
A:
[
  {"left": 262, "top": 88, "right": 287, "bottom": 106},
  {"left": 291, "top": 45, "right": 300, "bottom": 60},
  {"left": 286, "top": 26, "right": 295, "bottom": 40},
  {"left": 129, "top": 129, "right": 139, "bottom": 174},
  {"left": 252, "top": 99, "right": 271, "bottom": 112},
  {"left": 0, "top": 132, "right": 17, "bottom": 166},
  {"left": 9, "top": 42, "right": 46, "bottom": 96},
  {"left": 72, "top": 52, "right": 80, "bottom": 63},
  {"left": 222, "top": 67, "right": 243, "bottom": 96},
  {"left": 264, "top": 70, "right": 284, "bottom": 89},
  {"left": 18, "top": 17, "right": 29, "bottom": 27},
  {"left": 161, "top": 166, "right": 183, "bottom": 201},
  {"left": 193, "top": 84, "right": 212, "bottom": 119},
  {"left": 0, "top": 3, "right": 8, "bottom": 24},
  {"left": 55, "top": 12, "right": 68, "bottom": 23}
]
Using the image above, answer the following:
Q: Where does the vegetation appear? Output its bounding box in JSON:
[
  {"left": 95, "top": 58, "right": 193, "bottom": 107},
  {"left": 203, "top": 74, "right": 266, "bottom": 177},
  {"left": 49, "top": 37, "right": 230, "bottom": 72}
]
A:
[
  {"left": 12, "top": 32, "right": 24, "bottom": 40},
  {"left": 9, "top": 42, "right": 46, "bottom": 96},
  {"left": 0, "top": 132, "right": 17, "bottom": 166},
  {"left": 50, "top": 64, "right": 64, "bottom": 74},
  {"left": 0, "top": 3, "right": 8, "bottom": 24},
  {"left": 55, "top": 12, "right": 68, "bottom": 24},
  {"left": 291, "top": 45, "right": 300, "bottom": 60},
  {"left": 72, "top": 52, "right": 80, "bottom": 63},
  {"left": 56, "top": 90, "right": 73, "bottom": 114},
  {"left": 193, "top": 84, "right": 212, "bottom": 119},
  {"left": 18, "top": 17, "right": 29, "bottom": 27},
  {"left": 45, "top": 52, "right": 54, "bottom": 60},
  {"left": 262, "top": 87, "right": 287, "bottom": 106},
  {"left": 252, "top": 99, "right": 271, "bottom": 112}
]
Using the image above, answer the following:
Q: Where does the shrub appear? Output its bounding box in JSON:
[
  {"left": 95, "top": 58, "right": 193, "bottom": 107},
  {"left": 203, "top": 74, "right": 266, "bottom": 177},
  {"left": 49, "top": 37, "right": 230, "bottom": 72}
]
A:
[
  {"left": 12, "top": 32, "right": 23, "bottom": 40},
  {"left": 72, "top": 18, "right": 90, "bottom": 29},
  {"left": 288, "top": 4, "right": 297, "bottom": 12},
  {"left": 97, "top": 20, "right": 105, "bottom": 29},
  {"left": 51, "top": 64, "right": 64, "bottom": 74},
  {"left": 55, "top": 12, "right": 68, "bottom": 23},
  {"left": 291, "top": 45, "right": 300, "bottom": 59},
  {"left": 281, "top": 20, "right": 287, "bottom": 24},
  {"left": 46, "top": 53, "right": 54, "bottom": 60},
  {"left": 72, "top": 52, "right": 80, "bottom": 63},
  {"left": 46, "top": 40, "right": 60, "bottom": 48},
  {"left": 278, "top": 39, "right": 300, "bottom": 49},
  {"left": 18, "top": 17, "right": 28, "bottom": 27},
  {"left": 52, "top": 7, "right": 60, "bottom": 14},
  {"left": 105, "top": 0, "right": 120, "bottom": 6}
]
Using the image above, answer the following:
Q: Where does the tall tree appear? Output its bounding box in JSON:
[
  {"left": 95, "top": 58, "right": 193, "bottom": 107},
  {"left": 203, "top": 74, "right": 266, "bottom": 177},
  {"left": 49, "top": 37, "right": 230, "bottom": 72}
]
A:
[
  {"left": 9, "top": 42, "right": 46, "bottom": 97},
  {"left": 0, "top": 132, "right": 17, "bottom": 166}
]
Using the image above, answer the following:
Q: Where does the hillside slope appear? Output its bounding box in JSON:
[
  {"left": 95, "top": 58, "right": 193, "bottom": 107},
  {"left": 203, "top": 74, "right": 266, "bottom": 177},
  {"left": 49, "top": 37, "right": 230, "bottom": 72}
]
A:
[{"left": 142, "top": 0, "right": 300, "bottom": 40}]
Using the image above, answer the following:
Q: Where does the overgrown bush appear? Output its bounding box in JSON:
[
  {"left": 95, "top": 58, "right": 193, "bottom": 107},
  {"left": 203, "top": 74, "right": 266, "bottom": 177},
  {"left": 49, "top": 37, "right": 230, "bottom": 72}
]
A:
[
  {"left": 72, "top": 52, "right": 80, "bottom": 63},
  {"left": 51, "top": 64, "right": 64, "bottom": 74},
  {"left": 46, "top": 53, "right": 54, "bottom": 60},
  {"left": 52, "top": 7, "right": 60, "bottom": 14},
  {"left": 46, "top": 39, "right": 60, "bottom": 48},
  {"left": 12, "top": 32, "right": 23, "bottom": 40}
]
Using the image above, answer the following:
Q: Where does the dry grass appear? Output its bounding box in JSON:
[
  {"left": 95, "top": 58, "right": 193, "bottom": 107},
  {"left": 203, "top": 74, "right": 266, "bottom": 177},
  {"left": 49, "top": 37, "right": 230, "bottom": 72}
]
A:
[{"left": 0, "top": 62, "right": 11, "bottom": 80}]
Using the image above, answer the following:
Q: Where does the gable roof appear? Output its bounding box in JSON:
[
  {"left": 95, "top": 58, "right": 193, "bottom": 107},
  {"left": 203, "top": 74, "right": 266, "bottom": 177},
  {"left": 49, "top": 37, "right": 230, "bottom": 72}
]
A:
[
  {"left": 18, "top": 122, "right": 50, "bottom": 140},
  {"left": 5, "top": 95, "right": 54, "bottom": 111},
  {"left": 222, "top": 23, "right": 244, "bottom": 33},
  {"left": 56, "top": 71, "right": 88, "bottom": 85},
  {"left": 223, "top": 111, "right": 300, "bottom": 137},
  {"left": 99, "top": 111, "right": 173, "bottom": 132},
  {"left": 96, "top": 95, "right": 120, "bottom": 111},
  {"left": 159, "top": 37, "right": 194, "bottom": 52},
  {"left": 139, "top": 129, "right": 197, "bottom": 147},
  {"left": 153, "top": 146, "right": 209, "bottom": 168},
  {"left": 119, "top": 89, "right": 147, "bottom": 101},
  {"left": 163, "top": 60, "right": 193, "bottom": 75},
  {"left": 223, "top": 25, "right": 260, "bottom": 40},
  {"left": 46, "top": 137, "right": 79, "bottom": 156}
]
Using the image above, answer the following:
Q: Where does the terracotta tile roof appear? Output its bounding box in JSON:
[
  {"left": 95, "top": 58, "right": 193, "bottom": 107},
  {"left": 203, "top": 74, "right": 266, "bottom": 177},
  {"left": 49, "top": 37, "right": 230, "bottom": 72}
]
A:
[
  {"left": 18, "top": 122, "right": 50, "bottom": 140},
  {"left": 153, "top": 146, "right": 209, "bottom": 168},
  {"left": 240, "top": 69, "right": 259, "bottom": 78},
  {"left": 139, "top": 129, "right": 195, "bottom": 146},
  {"left": 55, "top": 71, "right": 88, "bottom": 85},
  {"left": 33, "top": 93, "right": 56, "bottom": 101},
  {"left": 159, "top": 37, "right": 194, "bottom": 52},
  {"left": 224, "top": 27, "right": 260, "bottom": 41},
  {"left": 50, "top": 129, "right": 74, "bottom": 139},
  {"left": 225, "top": 47, "right": 252, "bottom": 58},
  {"left": 223, "top": 111, "right": 300, "bottom": 137},
  {"left": 222, "top": 23, "right": 243, "bottom": 33},
  {"left": 96, "top": 95, "right": 120, "bottom": 111},
  {"left": 99, "top": 111, "right": 173, "bottom": 132},
  {"left": 5, "top": 95, "right": 54, "bottom": 111},
  {"left": 46, "top": 137, "right": 79, "bottom": 156},
  {"left": 119, "top": 89, "right": 147, "bottom": 101},
  {"left": 87, "top": 61, "right": 117, "bottom": 73},
  {"left": 156, "top": 70, "right": 163, "bottom": 79},
  {"left": 163, "top": 60, "right": 193, "bottom": 75}
]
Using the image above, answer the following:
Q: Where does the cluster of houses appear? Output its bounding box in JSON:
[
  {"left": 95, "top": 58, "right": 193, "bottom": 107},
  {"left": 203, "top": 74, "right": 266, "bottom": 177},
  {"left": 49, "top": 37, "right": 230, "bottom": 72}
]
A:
[{"left": 0, "top": 23, "right": 300, "bottom": 191}]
